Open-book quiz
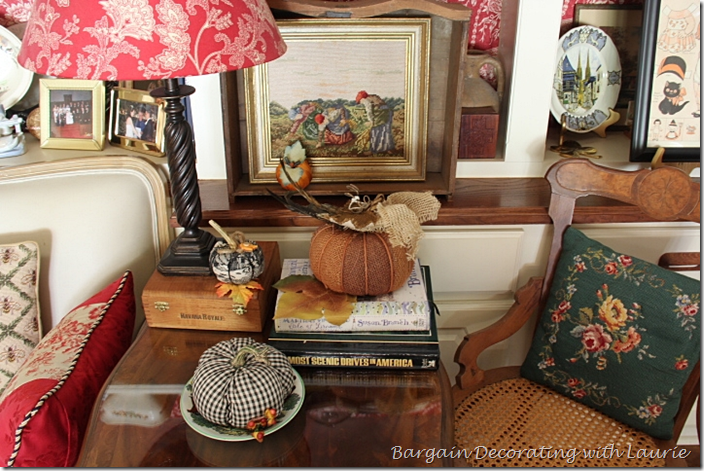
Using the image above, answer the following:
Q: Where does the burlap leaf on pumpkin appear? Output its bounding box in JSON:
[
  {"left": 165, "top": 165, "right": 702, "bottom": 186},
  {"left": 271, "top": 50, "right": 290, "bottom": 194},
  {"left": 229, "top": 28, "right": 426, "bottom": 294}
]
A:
[{"left": 371, "top": 191, "right": 440, "bottom": 259}]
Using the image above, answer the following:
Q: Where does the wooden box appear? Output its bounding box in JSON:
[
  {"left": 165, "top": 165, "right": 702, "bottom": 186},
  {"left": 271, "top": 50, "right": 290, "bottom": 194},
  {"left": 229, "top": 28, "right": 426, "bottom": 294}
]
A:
[
  {"left": 143, "top": 241, "right": 281, "bottom": 332},
  {"left": 458, "top": 106, "right": 499, "bottom": 159}
]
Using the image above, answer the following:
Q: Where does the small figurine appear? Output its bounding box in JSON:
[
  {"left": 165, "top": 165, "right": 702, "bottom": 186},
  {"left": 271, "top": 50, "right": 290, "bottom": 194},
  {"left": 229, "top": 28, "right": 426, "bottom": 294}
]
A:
[
  {"left": 276, "top": 140, "right": 312, "bottom": 190},
  {"left": 0, "top": 105, "right": 26, "bottom": 158}
]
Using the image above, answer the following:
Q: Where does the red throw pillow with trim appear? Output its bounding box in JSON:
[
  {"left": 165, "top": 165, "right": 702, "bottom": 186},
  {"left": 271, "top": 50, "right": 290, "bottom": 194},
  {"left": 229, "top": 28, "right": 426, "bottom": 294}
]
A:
[{"left": 0, "top": 271, "right": 135, "bottom": 467}]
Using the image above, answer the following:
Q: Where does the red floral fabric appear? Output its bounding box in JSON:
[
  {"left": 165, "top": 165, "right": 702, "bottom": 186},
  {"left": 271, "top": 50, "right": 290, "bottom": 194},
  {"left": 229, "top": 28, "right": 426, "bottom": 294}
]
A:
[
  {"left": 2, "top": 0, "right": 643, "bottom": 44},
  {"left": 0, "top": 272, "right": 135, "bottom": 467},
  {"left": 0, "top": 0, "right": 29, "bottom": 25},
  {"left": 1, "top": 0, "right": 644, "bottom": 91},
  {"left": 16, "top": 0, "right": 285, "bottom": 80}
]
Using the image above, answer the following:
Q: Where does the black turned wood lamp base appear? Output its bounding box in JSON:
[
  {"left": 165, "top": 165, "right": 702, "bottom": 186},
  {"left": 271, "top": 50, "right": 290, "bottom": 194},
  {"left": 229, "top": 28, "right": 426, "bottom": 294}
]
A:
[
  {"left": 157, "top": 230, "right": 215, "bottom": 276},
  {"left": 153, "top": 78, "right": 215, "bottom": 276}
]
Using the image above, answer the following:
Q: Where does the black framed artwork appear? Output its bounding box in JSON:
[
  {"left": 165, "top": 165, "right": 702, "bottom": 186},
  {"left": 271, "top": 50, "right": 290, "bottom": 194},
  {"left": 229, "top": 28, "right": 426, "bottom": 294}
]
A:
[{"left": 630, "top": 0, "right": 700, "bottom": 162}]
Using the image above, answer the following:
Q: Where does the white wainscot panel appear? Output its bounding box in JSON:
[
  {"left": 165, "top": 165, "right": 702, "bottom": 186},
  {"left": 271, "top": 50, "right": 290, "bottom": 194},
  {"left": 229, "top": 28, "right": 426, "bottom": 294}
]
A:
[
  {"left": 438, "top": 296, "right": 522, "bottom": 386},
  {"left": 575, "top": 223, "right": 701, "bottom": 265},
  {"left": 416, "top": 228, "right": 526, "bottom": 294},
  {"left": 416, "top": 226, "right": 541, "bottom": 386}
]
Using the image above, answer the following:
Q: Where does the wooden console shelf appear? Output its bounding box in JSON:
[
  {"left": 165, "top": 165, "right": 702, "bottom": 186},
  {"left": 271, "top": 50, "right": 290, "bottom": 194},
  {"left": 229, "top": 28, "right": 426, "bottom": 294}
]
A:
[{"left": 190, "top": 177, "right": 672, "bottom": 228}]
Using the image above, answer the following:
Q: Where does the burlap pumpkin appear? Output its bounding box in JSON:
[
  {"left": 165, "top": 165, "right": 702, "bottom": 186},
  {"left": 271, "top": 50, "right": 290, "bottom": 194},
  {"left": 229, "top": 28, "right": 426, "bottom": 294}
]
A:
[
  {"left": 191, "top": 337, "right": 295, "bottom": 428},
  {"left": 309, "top": 224, "right": 414, "bottom": 296}
]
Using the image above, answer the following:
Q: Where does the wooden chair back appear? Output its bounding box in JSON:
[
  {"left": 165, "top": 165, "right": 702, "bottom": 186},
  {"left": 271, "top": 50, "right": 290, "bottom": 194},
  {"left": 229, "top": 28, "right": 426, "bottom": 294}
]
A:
[
  {"left": 454, "top": 158, "right": 701, "bottom": 444},
  {"left": 543, "top": 158, "right": 700, "bottom": 305}
]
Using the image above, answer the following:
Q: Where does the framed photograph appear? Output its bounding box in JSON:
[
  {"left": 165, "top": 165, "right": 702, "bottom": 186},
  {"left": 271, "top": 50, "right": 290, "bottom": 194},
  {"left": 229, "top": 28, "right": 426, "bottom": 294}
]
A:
[
  {"left": 630, "top": 0, "right": 700, "bottom": 162},
  {"left": 116, "top": 79, "right": 193, "bottom": 143},
  {"left": 244, "top": 18, "right": 430, "bottom": 184},
  {"left": 108, "top": 87, "right": 166, "bottom": 157},
  {"left": 574, "top": 4, "right": 643, "bottom": 129},
  {"left": 39, "top": 79, "right": 105, "bottom": 150}
]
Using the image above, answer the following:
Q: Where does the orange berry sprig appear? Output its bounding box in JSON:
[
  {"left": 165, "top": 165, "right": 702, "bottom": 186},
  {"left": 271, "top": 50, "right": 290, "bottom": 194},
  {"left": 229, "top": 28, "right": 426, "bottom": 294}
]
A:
[{"left": 245, "top": 408, "right": 278, "bottom": 442}]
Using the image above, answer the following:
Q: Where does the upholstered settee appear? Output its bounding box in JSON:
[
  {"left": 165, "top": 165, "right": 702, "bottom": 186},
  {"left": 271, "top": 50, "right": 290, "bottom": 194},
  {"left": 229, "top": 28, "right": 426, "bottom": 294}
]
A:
[{"left": 0, "top": 155, "right": 172, "bottom": 466}]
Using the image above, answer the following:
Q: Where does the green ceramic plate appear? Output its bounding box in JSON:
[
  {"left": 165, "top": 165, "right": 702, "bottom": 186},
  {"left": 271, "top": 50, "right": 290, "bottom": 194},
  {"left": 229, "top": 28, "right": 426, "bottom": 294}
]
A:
[{"left": 180, "top": 370, "right": 305, "bottom": 442}]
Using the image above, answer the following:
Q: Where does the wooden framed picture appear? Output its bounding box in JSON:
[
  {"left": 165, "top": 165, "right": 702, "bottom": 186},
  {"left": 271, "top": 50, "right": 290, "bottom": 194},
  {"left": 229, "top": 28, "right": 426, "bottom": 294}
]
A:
[
  {"left": 574, "top": 4, "right": 643, "bottom": 129},
  {"left": 108, "top": 87, "right": 166, "bottom": 157},
  {"left": 39, "top": 79, "right": 105, "bottom": 150},
  {"left": 244, "top": 18, "right": 430, "bottom": 184},
  {"left": 630, "top": 0, "right": 700, "bottom": 162}
]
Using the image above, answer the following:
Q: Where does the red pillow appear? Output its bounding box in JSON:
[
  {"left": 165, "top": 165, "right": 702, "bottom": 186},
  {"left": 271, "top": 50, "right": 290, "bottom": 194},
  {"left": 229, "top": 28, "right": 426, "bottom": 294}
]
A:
[{"left": 0, "top": 271, "right": 135, "bottom": 467}]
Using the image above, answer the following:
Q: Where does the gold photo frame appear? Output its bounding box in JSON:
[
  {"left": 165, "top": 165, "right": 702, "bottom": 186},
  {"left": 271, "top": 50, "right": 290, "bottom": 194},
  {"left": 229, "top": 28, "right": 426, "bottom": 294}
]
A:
[
  {"left": 108, "top": 87, "right": 166, "bottom": 157},
  {"left": 244, "top": 18, "right": 430, "bottom": 184},
  {"left": 39, "top": 79, "right": 105, "bottom": 150}
]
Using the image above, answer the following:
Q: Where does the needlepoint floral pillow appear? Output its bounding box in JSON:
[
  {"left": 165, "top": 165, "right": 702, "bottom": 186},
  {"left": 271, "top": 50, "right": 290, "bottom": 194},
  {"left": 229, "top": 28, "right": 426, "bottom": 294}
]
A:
[
  {"left": 521, "top": 227, "right": 700, "bottom": 440},
  {"left": 0, "top": 241, "right": 41, "bottom": 397}
]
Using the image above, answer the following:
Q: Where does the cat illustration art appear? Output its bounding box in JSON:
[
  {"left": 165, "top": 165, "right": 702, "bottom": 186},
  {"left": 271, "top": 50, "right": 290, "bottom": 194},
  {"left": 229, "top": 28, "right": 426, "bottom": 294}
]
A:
[{"left": 659, "top": 81, "right": 689, "bottom": 115}]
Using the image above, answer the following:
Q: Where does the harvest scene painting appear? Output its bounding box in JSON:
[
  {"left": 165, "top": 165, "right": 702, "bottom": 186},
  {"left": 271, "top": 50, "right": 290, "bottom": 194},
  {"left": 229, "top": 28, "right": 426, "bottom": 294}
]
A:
[{"left": 265, "top": 34, "right": 408, "bottom": 160}]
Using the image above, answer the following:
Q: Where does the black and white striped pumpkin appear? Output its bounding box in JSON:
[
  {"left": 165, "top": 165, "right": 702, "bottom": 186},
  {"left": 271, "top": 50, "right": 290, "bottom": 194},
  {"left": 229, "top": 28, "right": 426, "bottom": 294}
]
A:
[
  {"left": 191, "top": 337, "right": 296, "bottom": 428},
  {"left": 209, "top": 239, "right": 265, "bottom": 284}
]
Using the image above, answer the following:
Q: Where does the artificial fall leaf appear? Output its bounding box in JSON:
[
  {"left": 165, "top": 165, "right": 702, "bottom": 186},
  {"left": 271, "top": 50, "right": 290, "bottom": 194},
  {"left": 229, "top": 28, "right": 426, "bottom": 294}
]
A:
[
  {"left": 284, "top": 140, "right": 307, "bottom": 165},
  {"left": 274, "top": 275, "right": 330, "bottom": 298},
  {"left": 215, "top": 281, "right": 263, "bottom": 307},
  {"left": 273, "top": 275, "right": 355, "bottom": 325}
]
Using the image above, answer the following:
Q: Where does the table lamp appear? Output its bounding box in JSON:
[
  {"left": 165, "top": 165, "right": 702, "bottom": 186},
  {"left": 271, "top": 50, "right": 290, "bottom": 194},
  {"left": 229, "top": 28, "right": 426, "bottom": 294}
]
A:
[{"left": 18, "top": 0, "right": 286, "bottom": 275}]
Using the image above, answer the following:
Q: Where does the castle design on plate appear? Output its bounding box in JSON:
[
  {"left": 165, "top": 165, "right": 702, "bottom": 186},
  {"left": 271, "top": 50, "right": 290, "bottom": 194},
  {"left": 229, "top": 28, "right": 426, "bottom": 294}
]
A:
[{"left": 552, "top": 26, "right": 622, "bottom": 132}]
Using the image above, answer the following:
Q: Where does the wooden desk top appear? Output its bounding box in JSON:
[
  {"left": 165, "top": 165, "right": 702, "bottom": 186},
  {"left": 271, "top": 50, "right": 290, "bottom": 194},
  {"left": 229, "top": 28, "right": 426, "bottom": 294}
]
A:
[{"left": 77, "top": 325, "right": 455, "bottom": 467}]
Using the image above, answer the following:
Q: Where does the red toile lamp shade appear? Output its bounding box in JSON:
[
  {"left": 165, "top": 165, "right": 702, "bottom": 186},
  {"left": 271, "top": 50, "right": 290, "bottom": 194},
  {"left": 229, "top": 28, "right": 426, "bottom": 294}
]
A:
[{"left": 18, "top": 0, "right": 286, "bottom": 275}]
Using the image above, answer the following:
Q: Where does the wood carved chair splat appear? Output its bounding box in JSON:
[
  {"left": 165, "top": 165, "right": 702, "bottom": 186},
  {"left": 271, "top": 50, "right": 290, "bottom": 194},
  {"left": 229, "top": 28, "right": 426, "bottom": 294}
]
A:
[{"left": 453, "top": 158, "right": 700, "bottom": 467}]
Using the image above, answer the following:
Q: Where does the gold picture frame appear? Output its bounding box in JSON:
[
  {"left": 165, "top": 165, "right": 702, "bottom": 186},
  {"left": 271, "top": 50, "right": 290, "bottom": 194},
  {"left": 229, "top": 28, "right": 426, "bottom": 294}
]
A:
[
  {"left": 244, "top": 18, "right": 430, "bottom": 184},
  {"left": 108, "top": 87, "right": 166, "bottom": 157},
  {"left": 39, "top": 79, "right": 105, "bottom": 150}
]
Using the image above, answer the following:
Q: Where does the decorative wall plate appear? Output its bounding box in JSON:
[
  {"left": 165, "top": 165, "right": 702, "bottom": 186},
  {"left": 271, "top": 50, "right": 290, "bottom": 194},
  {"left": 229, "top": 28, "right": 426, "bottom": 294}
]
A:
[
  {"left": 180, "top": 370, "right": 305, "bottom": 442},
  {"left": 551, "top": 25, "right": 622, "bottom": 133},
  {"left": 0, "top": 26, "right": 33, "bottom": 111}
]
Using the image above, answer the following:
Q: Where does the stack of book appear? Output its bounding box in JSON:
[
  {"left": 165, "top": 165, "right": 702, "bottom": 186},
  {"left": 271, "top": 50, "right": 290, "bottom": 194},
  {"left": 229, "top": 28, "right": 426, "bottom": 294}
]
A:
[{"left": 268, "top": 259, "right": 439, "bottom": 370}]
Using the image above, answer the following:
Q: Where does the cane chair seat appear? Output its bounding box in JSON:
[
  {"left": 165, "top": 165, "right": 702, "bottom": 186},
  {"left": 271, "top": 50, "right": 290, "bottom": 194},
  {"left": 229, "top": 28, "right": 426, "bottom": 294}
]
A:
[{"left": 455, "top": 377, "right": 666, "bottom": 467}]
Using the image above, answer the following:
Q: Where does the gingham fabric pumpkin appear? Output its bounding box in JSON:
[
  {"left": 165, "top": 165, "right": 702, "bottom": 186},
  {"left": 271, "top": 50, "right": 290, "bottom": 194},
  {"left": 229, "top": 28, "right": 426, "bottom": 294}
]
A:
[{"left": 191, "top": 338, "right": 296, "bottom": 428}]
